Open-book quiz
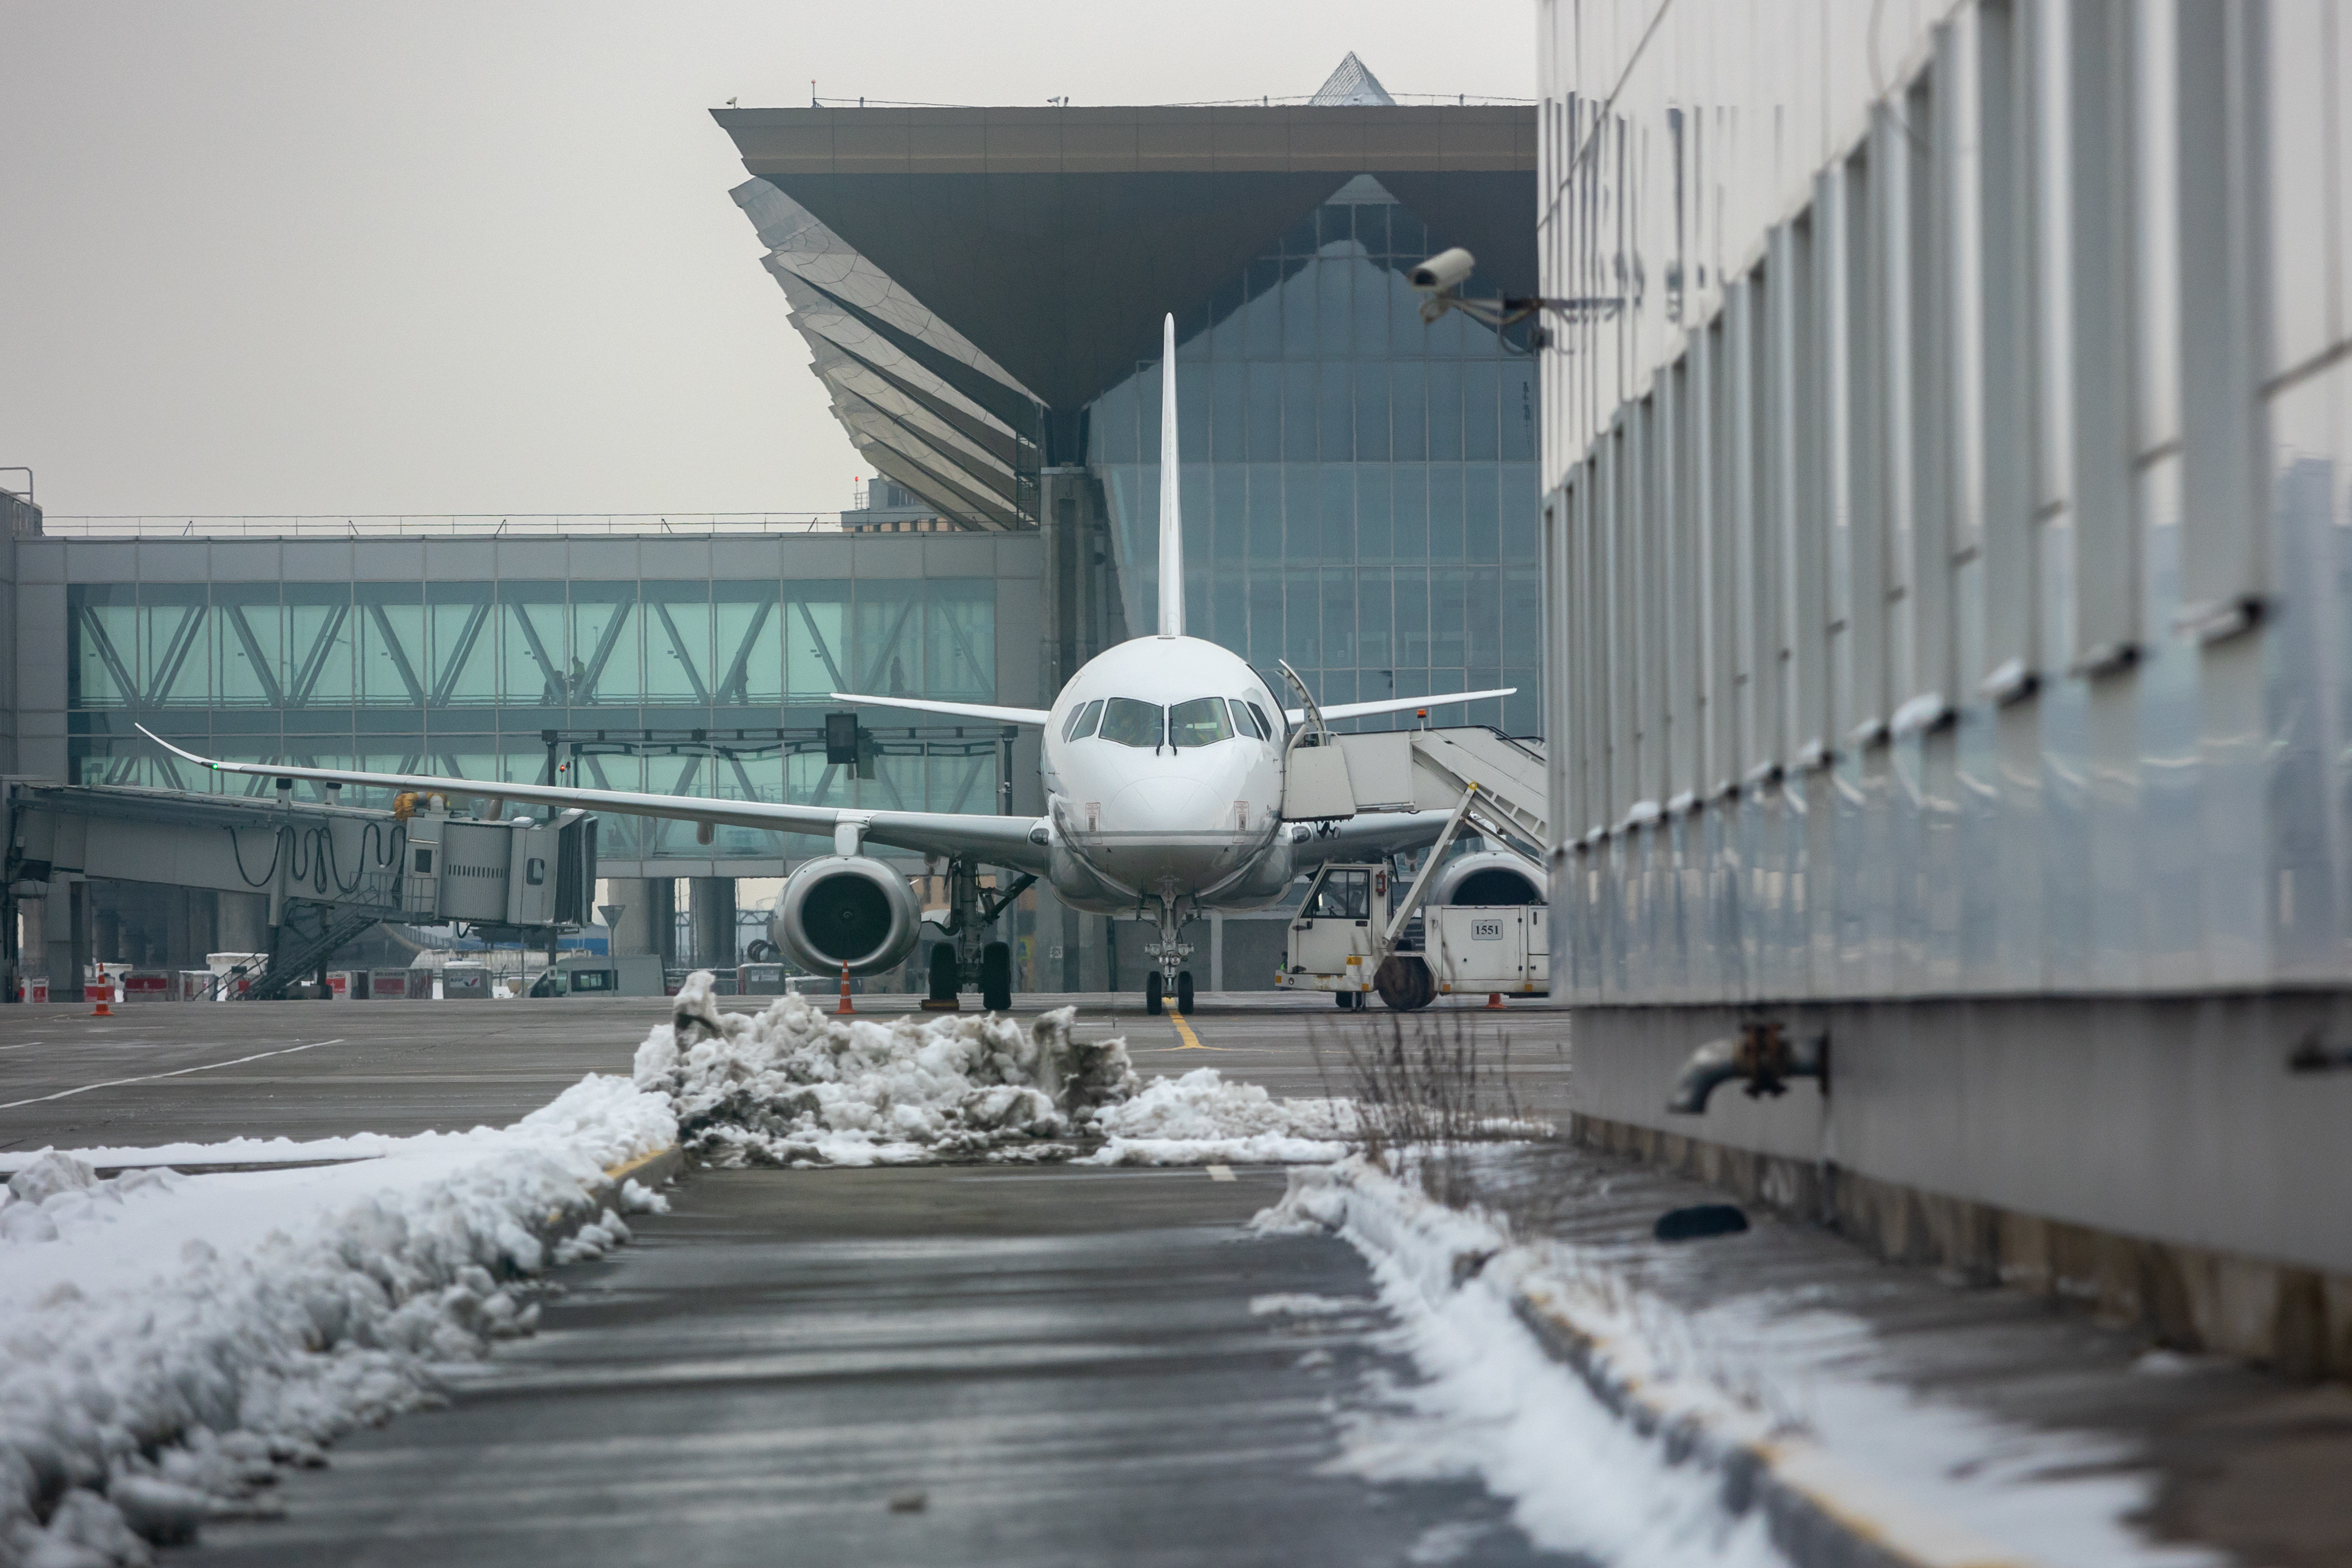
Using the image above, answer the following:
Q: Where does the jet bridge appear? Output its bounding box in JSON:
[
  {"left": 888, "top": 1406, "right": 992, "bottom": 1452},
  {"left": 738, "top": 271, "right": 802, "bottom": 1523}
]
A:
[{"left": 2, "top": 781, "right": 596, "bottom": 999}]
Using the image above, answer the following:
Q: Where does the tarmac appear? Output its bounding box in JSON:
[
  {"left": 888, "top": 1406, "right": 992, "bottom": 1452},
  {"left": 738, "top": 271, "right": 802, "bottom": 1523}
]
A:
[{"left": 0, "top": 991, "right": 2341, "bottom": 1565}]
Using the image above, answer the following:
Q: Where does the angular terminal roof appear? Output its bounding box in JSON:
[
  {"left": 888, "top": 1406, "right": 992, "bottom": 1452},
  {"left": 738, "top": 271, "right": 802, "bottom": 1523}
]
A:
[{"left": 713, "top": 88, "right": 1536, "bottom": 528}]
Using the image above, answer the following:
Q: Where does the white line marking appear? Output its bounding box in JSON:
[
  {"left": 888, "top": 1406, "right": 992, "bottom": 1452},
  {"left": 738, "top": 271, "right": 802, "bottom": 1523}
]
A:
[
  {"left": 1206, "top": 1164, "right": 1235, "bottom": 1182},
  {"left": 0, "top": 1040, "right": 349, "bottom": 1110}
]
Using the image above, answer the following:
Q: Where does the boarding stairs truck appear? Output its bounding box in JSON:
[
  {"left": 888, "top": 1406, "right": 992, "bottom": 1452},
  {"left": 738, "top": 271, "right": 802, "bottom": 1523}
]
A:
[{"left": 1269, "top": 712, "right": 1548, "bottom": 1010}]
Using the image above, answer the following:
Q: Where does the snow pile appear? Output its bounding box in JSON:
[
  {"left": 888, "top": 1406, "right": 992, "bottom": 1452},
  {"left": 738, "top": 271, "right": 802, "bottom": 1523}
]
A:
[
  {"left": 0, "top": 1073, "right": 674, "bottom": 1566},
  {"left": 1080, "top": 1069, "right": 1355, "bottom": 1166},
  {"left": 633, "top": 976, "right": 1138, "bottom": 1167},
  {"left": 1263, "top": 1159, "right": 2220, "bottom": 1568}
]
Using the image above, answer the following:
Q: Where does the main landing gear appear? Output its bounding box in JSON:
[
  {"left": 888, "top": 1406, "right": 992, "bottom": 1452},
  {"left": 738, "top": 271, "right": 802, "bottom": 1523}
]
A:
[
  {"left": 926, "top": 857, "right": 1032, "bottom": 1014},
  {"left": 1142, "top": 893, "right": 1197, "bottom": 1015}
]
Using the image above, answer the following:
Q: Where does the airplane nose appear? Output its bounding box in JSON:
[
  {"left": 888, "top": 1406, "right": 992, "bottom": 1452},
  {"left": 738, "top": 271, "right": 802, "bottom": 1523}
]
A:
[{"left": 1102, "top": 775, "right": 1222, "bottom": 832}]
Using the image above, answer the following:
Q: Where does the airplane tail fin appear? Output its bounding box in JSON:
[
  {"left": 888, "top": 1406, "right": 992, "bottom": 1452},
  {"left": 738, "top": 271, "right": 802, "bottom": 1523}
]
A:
[{"left": 1157, "top": 312, "right": 1183, "bottom": 638}]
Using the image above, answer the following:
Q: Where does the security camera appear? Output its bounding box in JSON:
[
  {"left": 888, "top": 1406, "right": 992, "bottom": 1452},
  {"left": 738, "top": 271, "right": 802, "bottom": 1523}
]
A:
[{"left": 1409, "top": 247, "right": 1476, "bottom": 293}]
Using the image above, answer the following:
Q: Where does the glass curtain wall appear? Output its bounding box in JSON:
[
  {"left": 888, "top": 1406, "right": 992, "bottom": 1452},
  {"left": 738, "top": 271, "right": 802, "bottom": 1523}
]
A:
[
  {"left": 1088, "top": 183, "right": 1541, "bottom": 735},
  {"left": 66, "top": 575, "right": 1002, "bottom": 860}
]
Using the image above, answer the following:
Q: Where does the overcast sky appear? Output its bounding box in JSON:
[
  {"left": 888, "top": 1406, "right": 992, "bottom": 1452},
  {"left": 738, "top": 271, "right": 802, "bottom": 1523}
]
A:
[{"left": 0, "top": 2, "right": 1534, "bottom": 520}]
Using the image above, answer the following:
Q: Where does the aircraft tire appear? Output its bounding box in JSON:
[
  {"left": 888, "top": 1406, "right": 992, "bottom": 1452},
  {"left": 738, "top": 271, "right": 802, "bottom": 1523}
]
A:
[
  {"left": 980, "top": 942, "right": 1012, "bottom": 1011},
  {"left": 1175, "top": 971, "right": 1195, "bottom": 1014},
  {"left": 1374, "top": 955, "right": 1435, "bottom": 1011},
  {"left": 928, "top": 943, "right": 959, "bottom": 1004},
  {"left": 1144, "top": 972, "right": 1164, "bottom": 1015}
]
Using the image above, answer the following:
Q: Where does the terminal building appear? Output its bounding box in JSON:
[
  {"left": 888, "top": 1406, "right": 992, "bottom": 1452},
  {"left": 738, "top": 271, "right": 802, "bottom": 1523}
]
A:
[
  {"left": 0, "top": 57, "right": 1542, "bottom": 997},
  {"left": 1535, "top": 0, "right": 2352, "bottom": 1375}
]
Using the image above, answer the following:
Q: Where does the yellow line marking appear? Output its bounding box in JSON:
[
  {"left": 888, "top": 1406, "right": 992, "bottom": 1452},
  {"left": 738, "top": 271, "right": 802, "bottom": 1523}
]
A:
[{"left": 1171, "top": 1011, "right": 1209, "bottom": 1049}]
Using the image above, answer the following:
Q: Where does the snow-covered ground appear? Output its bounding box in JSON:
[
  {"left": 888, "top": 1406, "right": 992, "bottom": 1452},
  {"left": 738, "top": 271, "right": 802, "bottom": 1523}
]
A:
[
  {"left": 0, "top": 1075, "right": 673, "bottom": 1566},
  {"left": 1264, "top": 1158, "right": 2224, "bottom": 1568}
]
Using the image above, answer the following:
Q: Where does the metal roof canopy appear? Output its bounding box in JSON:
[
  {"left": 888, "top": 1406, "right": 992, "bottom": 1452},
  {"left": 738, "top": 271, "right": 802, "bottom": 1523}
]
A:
[{"left": 712, "top": 105, "right": 1538, "bottom": 417}]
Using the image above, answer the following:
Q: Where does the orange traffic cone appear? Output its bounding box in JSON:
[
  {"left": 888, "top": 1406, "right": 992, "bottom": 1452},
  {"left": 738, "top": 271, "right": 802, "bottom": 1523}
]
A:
[
  {"left": 91, "top": 963, "right": 113, "bottom": 1017},
  {"left": 1484, "top": 992, "right": 1505, "bottom": 1010},
  {"left": 835, "top": 961, "right": 855, "bottom": 1016}
]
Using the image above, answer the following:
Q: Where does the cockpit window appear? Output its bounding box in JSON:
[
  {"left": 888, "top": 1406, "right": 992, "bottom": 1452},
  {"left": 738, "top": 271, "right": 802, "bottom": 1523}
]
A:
[
  {"left": 1063, "top": 698, "right": 1104, "bottom": 742},
  {"left": 1098, "top": 697, "right": 1164, "bottom": 748},
  {"left": 1226, "top": 698, "right": 1261, "bottom": 739},
  {"left": 1247, "top": 700, "right": 1277, "bottom": 740},
  {"left": 1167, "top": 697, "right": 1233, "bottom": 748}
]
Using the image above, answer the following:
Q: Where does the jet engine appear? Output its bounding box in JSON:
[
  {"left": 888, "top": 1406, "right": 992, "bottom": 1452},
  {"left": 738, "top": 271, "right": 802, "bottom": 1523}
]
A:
[
  {"left": 1425, "top": 850, "right": 1545, "bottom": 907},
  {"left": 770, "top": 854, "right": 922, "bottom": 977}
]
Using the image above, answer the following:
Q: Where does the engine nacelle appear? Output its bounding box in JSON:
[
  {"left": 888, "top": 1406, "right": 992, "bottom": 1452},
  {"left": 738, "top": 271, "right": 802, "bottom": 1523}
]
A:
[
  {"left": 1426, "top": 849, "right": 1545, "bottom": 907},
  {"left": 770, "top": 854, "right": 922, "bottom": 977}
]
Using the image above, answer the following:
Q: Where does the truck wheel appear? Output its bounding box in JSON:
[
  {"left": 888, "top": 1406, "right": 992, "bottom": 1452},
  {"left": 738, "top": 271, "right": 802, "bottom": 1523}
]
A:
[
  {"left": 980, "top": 942, "right": 1012, "bottom": 1011},
  {"left": 928, "top": 943, "right": 959, "bottom": 1004},
  {"left": 1144, "top": 972, "right": 1164, "bottom": 1015},
  {"left": 1175, "top": 971, "right": 1195, "bottom": 1014},
  {"left": 1374, "top": 956, "right": 1434, "bottom": 1011}
]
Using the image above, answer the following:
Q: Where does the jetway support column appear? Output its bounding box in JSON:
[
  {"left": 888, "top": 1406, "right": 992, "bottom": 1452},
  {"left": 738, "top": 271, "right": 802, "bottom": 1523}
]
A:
[
  {"left": 688, "top": 877, "right": 735, "bottom": 971},
  {"left": 608, "top": 878, "right": 675, "bottom": 968},
  {"left": 216, "top": 891, "right": 268, "bottom": 956}
]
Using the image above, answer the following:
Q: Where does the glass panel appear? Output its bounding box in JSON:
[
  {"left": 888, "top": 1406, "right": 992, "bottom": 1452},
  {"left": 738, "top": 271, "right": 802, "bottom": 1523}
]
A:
[
  {"left": 924, "top": 579, "right": 994, "bottom": 700},
  {"left": 928, "top": 747, "right": 994, "bottom": 814},
  {"left": 497, "top": 584, "right": 567, "bottom": 707},
  {"left": 356, "top": 585, "right": 424, "bottom": 706},
  {"left": 1064, "top": 698, "right": 1103, "bottom": 740},
  {"left": 784, "top": 584, "right": 850, "bottom": 702},
  {"left": 70, "top": 586, "right": 138, "bottom": 707},
  {"left": 1247, "top": 701, "right": 1277, "bottom": 739},
  {"left": 853, "top": 582, "right": 920, "bottom": 696},
  {"left": 713, "top": 584, "right": 782, "bottom": 706},
  {"left": 641, "top": 581, "right": 711, "bottom": 705},
  {"left": 213, "top": 584, "right": 282, "bottom": 707},
  {"left": 1098, "top": 697, "right": 1163, "bottom": 748},
  {"left": 1225, "top": 698, "right": 1259, "bottom": 738},
  {"left": 427, "top": 583, "right": 496, "bottom": 708},
  {"left": 1168, "top": 696, "right": 1232, "bottom": 748},
  {"left": 139, "top": 585, "right": 208, "bottom": 707},
  {"left": 570, "top": 584, "right": 638, "bottom": 705},
  {"left": 284, "top": 586, "right": 353, "bottom": 707}
]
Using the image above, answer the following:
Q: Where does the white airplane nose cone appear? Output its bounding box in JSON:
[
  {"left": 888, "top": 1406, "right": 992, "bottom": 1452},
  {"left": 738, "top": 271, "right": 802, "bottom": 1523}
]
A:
[{"left": 1103, "top": 776, "right": 1221, "bottom": 832}]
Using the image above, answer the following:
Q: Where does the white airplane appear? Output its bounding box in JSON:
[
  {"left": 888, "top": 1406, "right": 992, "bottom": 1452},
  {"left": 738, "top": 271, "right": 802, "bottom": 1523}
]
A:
[{"left": 142, "top": 316, "right": 1511, "bottom": 1015}]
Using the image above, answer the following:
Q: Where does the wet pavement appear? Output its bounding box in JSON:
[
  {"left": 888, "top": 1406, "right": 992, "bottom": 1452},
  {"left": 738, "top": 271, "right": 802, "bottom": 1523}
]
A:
[{"left": 183, "top": 1164, "right": 1561, "bottom": 1567}]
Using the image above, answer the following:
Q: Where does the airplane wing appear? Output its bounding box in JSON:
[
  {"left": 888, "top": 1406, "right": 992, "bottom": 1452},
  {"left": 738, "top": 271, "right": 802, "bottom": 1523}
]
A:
[
  {"left": 831, "top": 692, "right": 1052, "bottom": 726},
  {"left": 1291, "top": 810, "right": 1467, "bottom": 867},
  {"left": 1285, "top": 687, "right": 1516, "bottom": 726},
  {"left": 137, "top": 727, "right": 1051, "bottom": 874}
]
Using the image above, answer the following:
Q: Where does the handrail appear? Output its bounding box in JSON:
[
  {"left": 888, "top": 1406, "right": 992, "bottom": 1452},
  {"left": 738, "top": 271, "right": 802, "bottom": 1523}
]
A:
[{"left": 38, "top": 512, "right": 847, "bottom": 539}]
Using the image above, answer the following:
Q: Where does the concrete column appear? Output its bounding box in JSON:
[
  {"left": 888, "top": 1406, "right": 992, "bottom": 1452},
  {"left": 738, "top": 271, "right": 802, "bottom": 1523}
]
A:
[
  {"left": 688, "top": 877, "right": 736, "bottom": 971},
  {"left": 216, "top": 891, "right": 269, "bottom": 955},
  {"left": 1210, "top": 911, "right": 1224, "bottom": 994},
  {"left": 608, "top": 877, "right": 675, "bottom": 966},
  {"left": 66, "top": 879, "right": 90, "bottom": 1001}
]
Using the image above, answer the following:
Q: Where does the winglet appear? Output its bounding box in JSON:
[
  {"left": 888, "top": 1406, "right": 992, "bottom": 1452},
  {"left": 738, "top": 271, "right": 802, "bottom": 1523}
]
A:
[
  {"left": 137, "top": 723, "right": 220, "bottom": 770},
  {"left": 1157, "top": 312, "right": 1183, "bottom": 639}
]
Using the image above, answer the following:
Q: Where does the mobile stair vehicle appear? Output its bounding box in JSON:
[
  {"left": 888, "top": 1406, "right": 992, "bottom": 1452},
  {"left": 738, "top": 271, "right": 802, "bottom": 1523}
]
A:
[{"left": 1270, "top": 716, "right": 1548, "bottom": 1010}]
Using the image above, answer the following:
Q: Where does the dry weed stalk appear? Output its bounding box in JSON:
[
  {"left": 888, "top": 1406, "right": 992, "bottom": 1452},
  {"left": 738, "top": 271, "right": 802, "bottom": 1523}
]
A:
[{"left": 1311, "top": 1009, "right": 1543, "bottom": 1210}]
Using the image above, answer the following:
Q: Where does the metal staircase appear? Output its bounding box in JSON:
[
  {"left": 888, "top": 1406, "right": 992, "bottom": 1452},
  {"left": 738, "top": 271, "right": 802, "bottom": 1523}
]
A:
[{"left": 245, "top": 907, "right": 386, "bottom": 1000}]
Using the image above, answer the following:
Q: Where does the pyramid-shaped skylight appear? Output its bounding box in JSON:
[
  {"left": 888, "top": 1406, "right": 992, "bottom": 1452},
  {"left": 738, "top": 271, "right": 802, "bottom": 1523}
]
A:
[{"left": 1309, "top": 52, "right": 1395, "bottom": 107}]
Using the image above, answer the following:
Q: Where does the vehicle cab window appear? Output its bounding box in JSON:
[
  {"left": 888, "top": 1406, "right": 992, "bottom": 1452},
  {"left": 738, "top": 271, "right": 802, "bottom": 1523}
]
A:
[
  {"left": 1098, "top": 697, "right": 1164, "bottom": 748},
  {"left": 1167, "top": 696, "right": 1233, "bottom": 748},
  {"left": 1063, "top": 698, "right": 1104, "bottom": 742},
  {"left": 1303, "top": 868, "right": 1371, "bottom": 920}
]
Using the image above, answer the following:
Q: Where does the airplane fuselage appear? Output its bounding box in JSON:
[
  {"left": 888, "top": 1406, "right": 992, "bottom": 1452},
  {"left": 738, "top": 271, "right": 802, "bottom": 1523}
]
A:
[{"left": 1036, "top": 634, "right": 1299, "bottom": 917}]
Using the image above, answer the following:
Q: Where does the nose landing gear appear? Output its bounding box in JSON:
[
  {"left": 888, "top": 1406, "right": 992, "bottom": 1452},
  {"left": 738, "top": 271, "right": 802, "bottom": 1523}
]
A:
[{"left": 1142, "top": 893, "right": 1196, "bottom": 1015}]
